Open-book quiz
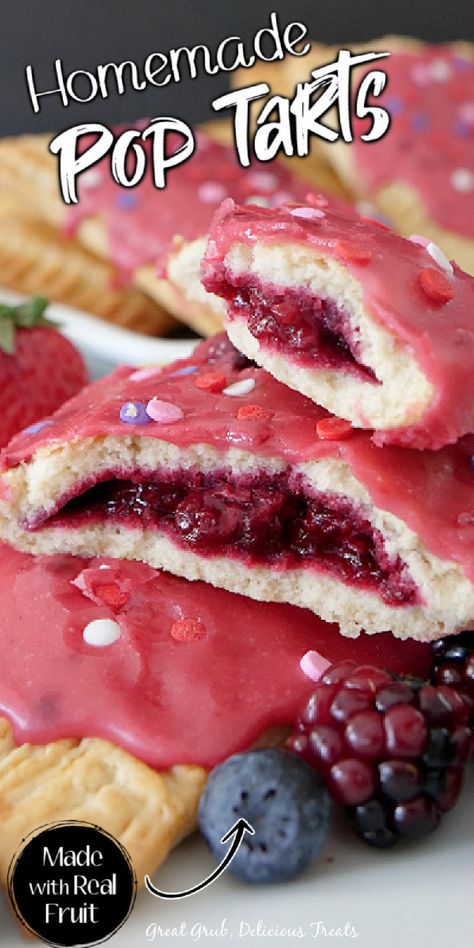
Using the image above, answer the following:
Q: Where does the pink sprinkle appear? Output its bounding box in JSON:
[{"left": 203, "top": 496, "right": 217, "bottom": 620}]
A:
[
  {"left": 198, "top": 182, "right": 228, "bottom": 204},
  {"left": 247, "top": 171, "right": 279, "bottom": 192},
  {"left": 300, "top": 650, "right": 331, "bottom": 682},
  {"left": 289, "top": 206, "right": 325, "bottom": 220},
  {"left": 129, "top": 366, "right": 163, "bottom": 383},
  {"left": 146, "top": 398, "right": 184, "bottom": 423},
  {"left": 272, "top": 190, "right": 294, "bottom": 206},
  {"left": 459, "top": 102, "right": 474, "bottom": 125},
  {"left": 411, "top": 63, "right": 429, "bottom": 85},
  {"left": 408, "top": 234, "right": 430, "bottom": 248}
]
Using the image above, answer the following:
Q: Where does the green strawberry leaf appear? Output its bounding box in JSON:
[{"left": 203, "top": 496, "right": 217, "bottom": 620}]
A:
[{"left": 0, "top": 297, "right": 53, "bottom": 354}]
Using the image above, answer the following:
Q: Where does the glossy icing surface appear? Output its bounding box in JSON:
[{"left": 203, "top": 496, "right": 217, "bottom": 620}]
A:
[
  {"left": 353, "top": 48, "right": 474, "bottom": 237},
  {"left": 203, "top": 201, "right": 474, "bottom": 449},
  {"left": 2, "top": 335, "right": 474, "bottom": 588},
  {"left": 64, "top": 129, "right": 313, "bottom": 280},
  {"left": 0, "top": 544, "right": 431, "bottom": 768}
]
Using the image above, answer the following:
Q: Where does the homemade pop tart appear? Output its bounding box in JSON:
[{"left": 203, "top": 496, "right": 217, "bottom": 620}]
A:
[
  {"left": 202, "top": 200, "right": 474, "bottom": 449},
  {"left": 1, "top": 337, "right": 474, "bottom": 641}
]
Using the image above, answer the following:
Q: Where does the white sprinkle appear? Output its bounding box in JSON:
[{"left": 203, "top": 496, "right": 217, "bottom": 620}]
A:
[
  {"left": 82, "top": 169, "right": 102, "bottom": 189},
  {"left": 245, "top": 195, "right": 271, "bottom": 207},
  {"left": 99, "top": 564, "right": 111, "bottom": 570},
  {"left": 198, "top": 181, "right": 227, "bottom": 204},
  {"left": 247, "top": 171, "right": 279, "bottom": 192},
  {"left": 408, "top": 234, "right": 430, "bottom": 248},
  {"left": 429, "top": 59, "right": 451, "bottom": 82},
  {"left": 83, "top": 618, "right": 122, "bottom": 647},
  {"left": 289, "top": 206, "right": 325, "bottom": 220},
  {"left": 300, "top": 650, "right": 331, "bottom": 682},
  {"left": 451, "top": 168, "right": 474, "bottom": 192},
  {"left": 223, "top": 378, "right": 256, "bottom": 397},
  {"left": 426, "top": 242, "right": 454, "bottom": 275}
]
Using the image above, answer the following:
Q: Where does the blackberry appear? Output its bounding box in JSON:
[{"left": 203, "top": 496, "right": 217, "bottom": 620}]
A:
[
  {"left": 431, "top": 631, "right": 474, "bottom": 722},
  {"left": 288, "top": 660, "right": 473, "bottom": 847}
]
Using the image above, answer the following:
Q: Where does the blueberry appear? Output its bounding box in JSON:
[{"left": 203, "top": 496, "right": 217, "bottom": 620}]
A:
[{"left": 198, "top": 748, "right": 330, "bottom": 884}]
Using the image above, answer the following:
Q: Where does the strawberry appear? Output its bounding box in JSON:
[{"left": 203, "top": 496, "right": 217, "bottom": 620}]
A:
[{"left": 0, "top": 297, "right": 88, "bottom": 448}]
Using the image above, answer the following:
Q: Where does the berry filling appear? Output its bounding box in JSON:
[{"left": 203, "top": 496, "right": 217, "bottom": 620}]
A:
[
  {"left": 219, "top": 275, "right": 376, "bottom": 381},
  {"left": 38, "top": 469, "right": 418, "bottom": 607}
]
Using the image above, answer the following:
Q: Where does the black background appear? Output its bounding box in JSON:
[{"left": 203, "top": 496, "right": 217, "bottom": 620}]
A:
[{"left": 0, "top": 0, "right": 473, "bottom": 137}]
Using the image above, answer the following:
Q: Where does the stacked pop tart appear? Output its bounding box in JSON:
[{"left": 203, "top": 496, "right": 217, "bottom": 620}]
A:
[{"left": 0, "top": 197, "right": 473, "bottom": 887}]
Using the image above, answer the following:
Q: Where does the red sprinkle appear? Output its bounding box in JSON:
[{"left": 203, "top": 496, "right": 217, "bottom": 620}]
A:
[
  {"left": 195, "top": 371, "right": 227, "bottom": 393},
  {"left": 237, "top": 404, "right": 274, "bottom": 422},
  {"left": 316, "top": 417, "right": 354, "bottom": 441},
  {"left": 418, "top": 267, "right": 455, "bottom": 304},
  {"left": 335, "top": 240, "right": 372, "bottom": 265},
  {"left": 170, "top": 618, "right": 207, "bottom": 642},
  {"left": 94, "top": 583, "right": 130, "bottom": 611}
]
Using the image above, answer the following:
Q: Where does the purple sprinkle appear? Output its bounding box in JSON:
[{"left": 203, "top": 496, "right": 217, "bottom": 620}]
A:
[
  {"left": 168, "top": 365, "right": 199, "bottom": 377},
  {"left": 385, "top": 96, "right": 404, "bottom": 115},
  {"left": 453, "top": 56, "right": 472, "bottom": 72},
  {"left": 453, "top": 120, "right": 469, "bottom": 139},
  {"left": 119, "top": 401, "right": 150, "bottom": 425},
  {"left": 116, "top": 193, "right": 139, "bottom": 210},
  {"left": 411, "top": 113, "right": 430, "bottom": 132},
  {"left": 23, "top": 419, "right": 53, "bottom": 436}
]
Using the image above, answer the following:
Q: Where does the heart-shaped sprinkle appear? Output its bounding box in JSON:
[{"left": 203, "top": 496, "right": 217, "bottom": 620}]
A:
[
  {"left": 237, "top": 404, "right": 273, "bottom": 421},
  {"left": 300, "top": 650, "right": 331, "bottom": 682},
  {"left": 146, "top": 398, "right": 184, "bottom": 423},
  {"left": 316, "top": 417, "right": 354, "bottom": 441},
  {"left": 223, "top": 378, "right": 256, "bottom": 397},
  {"left": 418, "top": 268, "right": 454, "bottom": 304},
  {"left": 119, "top": 401, "right": 150, "bottom": 425},
  {"left": 170, "top": 618, "right": 207, "bottom": 642},
  {"left": 195, "top": 371, "right": 227, "bottom": 393},
  {"left": 83, "top": 618, "right": 122, "bottom": 647}
]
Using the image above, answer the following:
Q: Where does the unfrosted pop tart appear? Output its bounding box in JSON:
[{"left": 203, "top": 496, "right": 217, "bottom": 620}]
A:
[
  {"left": 202, "top": 200, "right": 474, "bottom": 449},
  {"left": 1, "top": 336, "right": 474, "bottom": 640}
]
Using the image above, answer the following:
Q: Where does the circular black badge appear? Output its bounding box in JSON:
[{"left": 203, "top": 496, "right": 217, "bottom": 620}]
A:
[{"left": 7, "top": 821, "right": 137, "bottom": 947}]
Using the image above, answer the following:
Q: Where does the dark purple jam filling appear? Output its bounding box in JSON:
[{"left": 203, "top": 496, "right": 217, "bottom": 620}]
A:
[
  {"left": 222, "top": 276, "right": 376, "bottom": 381},
  {"left": 47, "top": 470, "right": 417, "bottom": 607}
]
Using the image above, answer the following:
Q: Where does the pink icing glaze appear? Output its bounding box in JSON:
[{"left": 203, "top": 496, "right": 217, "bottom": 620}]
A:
[
  {"left": 202, "top": 201, "right": 474, "bottom": 449},
  {"left": 64, "top": 128, "right": 330, "bottom": 280},
  {"left": 0, "top": 544, "right": 430, "bottom": 768},
  {"left": 2, "top": 334, "right": 474, "bottom": 592},
  {"left": 352, "top": 48, "right": 474, "bottom": 237}
]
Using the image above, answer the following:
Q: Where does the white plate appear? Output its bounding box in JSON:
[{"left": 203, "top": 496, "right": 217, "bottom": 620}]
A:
[
  {"left": 0, "top": 289, "right": 197, "bottom": 378},
  {"left": 1, "top": 768, "right": 473, "bottom": 947}
]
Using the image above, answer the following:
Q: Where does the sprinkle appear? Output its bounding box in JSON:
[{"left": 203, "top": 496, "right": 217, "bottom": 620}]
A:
[
  {"left": 451, "top": 168, "right": 474, "bottom": 192},
  {"left": 459, "top": 102, "right": 474, "bottom": 125},
  {"left": 411, "top": 112, "right": 430, "bottom": 131},
  {"left": 146, "top": 398, "right": 184, "bottom": 423},
  {"left": 335, "top": 240, "right": 372, "bottom": 265},
  {"left": 384, "top": 95, "right": 404, "bottom": 114},
  {"left": 429, "top": 59, "right": 451, "bottom": 82},
  {"left": 93, "top": 583, "right": 130, "bottom": 610},
  {"left": 300, "top": 650, "right": 331, "bottom": 682},
  {"left": 83, "top": 618, "right": 122, "bottom": 647},
  {"left": 119, "top": 401, "right": 150, "bottom": 425},
  {"left": 195, "top": 371, "right": 227, "bottom": 393},
  {"left": 168, "top": 365, "right": 199, "bottom": 377},
  {"left": 129, "top": 366, "right": 163, "bottom": 382},
  {"left": 271, "top": 190, "right": 294, "bottom": 206},
  {"left": 82, "top": 169, "right": 102, "bottom": 189},
  {"left": 408, "top": 234, "right": 430, "bottom": 248},
  {"left": 316, "top": 417, "right": 353, "bottom": 441},
  {"left": 237, "top": 404, "right": 273, "bottom": 421},
  {"left": 426, "top": 242, "right": 454, "bottom": 276},
  {"left": 170, "top": 618, "right": 207, "bottom": 642},
  {"left": 117, "top": 193, "right": 138, "bottom": 210},
  {"left": 418, "top": 268, "right": 454, "bottom": 304},
  {"left": 411, "top": 63, "right": 429, "bottom": 85},
  {"left": 223, "top": 378, "right": 256, "bottom": 397},
  {"left": 198, "top": 181, "right": 228, "bottom": 203},
  {"left": 453, "top": 119, "right": 469, "bottom": 139},
  {"left": 245, "top": 195, "right": 271, "bottom": 207},
  {"left": 247, "top": 171, "right": 279, "bottom": 192},
  {"left": 23, "top": 419, "right": 53, "bottom": 436},
  {"left": 289, "top": 206, "right": 325, "bottom": 220}
]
